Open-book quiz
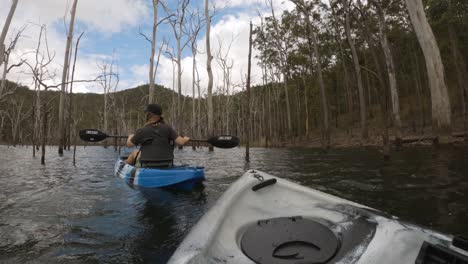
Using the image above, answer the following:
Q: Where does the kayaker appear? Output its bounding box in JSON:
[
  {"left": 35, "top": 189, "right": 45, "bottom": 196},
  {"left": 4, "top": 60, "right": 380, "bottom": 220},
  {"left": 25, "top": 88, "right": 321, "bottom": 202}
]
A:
[{"left": 125, "top": 104, "right": 190, "bottom": 167}]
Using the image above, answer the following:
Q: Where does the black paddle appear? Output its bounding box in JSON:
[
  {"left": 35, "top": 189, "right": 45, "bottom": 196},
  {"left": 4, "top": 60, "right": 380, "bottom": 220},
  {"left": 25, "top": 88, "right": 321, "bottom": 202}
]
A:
[{"left": 79, "top": 129, "right": 240, "bottom": 149}]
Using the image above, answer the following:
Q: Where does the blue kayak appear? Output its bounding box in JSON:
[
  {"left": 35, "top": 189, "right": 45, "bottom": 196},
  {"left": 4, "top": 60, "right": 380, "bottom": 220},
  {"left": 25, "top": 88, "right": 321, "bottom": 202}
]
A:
[{"left": 114, "top": 159, "right": 205, "bottom": 191}]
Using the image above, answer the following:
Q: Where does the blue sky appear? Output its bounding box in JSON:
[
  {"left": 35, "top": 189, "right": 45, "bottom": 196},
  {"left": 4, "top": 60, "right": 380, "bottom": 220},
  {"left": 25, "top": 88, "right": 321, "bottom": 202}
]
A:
[{"left": 1, "top": 0, "right": 294, "bottom": 95}]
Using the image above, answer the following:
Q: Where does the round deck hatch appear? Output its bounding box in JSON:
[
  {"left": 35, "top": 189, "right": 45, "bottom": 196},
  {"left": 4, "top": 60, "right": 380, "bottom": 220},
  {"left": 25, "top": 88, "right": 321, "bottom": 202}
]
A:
[{"left": 241, "top": 216, "right": 339, "bottom": 264}]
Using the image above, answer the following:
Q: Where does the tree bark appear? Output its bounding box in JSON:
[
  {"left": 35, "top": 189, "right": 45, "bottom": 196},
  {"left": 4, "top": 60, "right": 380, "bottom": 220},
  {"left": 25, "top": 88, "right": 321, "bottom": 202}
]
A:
[
  {"left": 344, "top": 1, "right": 367, "bottom": 139},
  {"left": 246, "top": 23, "right": 252, "bottom": 163},
  {"left": 404, "top": 0, "right": 451, "bottom": 135},
  {"left": 246, "top": 18, "right": 251, "bottom": 158},
  {"left": 205, "top": 0, "right": 214, "bottom": 144},
  {"left": 0, "top": 0, "right": 18, "bottom": 67},
  {"left": 447, "top": 25, "right": 467, "bottom": 137},
  {"left": 67, "top": 31, "right": 83, "bottom": 150},
  {"left": 58, "top": 0, "right": 78, "bottom": 154},
  {"left": 41, "top": 99, "right": 48, "bottom": 165},
  {"left": 148, "top": 0, "right": 159, "bottom": 104},
  {"left": 375, "top": 2, "right": 401, "bottom": 141},
  {"left": 192, "top": 45, "right": 197, "bottom": 140}
]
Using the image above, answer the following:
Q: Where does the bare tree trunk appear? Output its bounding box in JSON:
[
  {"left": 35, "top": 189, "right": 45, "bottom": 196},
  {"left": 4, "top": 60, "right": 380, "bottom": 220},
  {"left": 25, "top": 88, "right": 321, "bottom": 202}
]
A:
[
  {"left": 67, "top": 31, "right": 84, "bottom": 151},
  {"left": 41, "top": 101, "right": 48, "bottom": 165},
  {"left": 205, "top": 0, "right": 214, "bottom": 145},
  {"left": 0, "top": 0, "right": 18, "bottom": 67},
  {"left": 245, "top": 22, "right": 253, "bottom": 162},
  {"left": 330, "top": 2, "right": 352, "bottom": 118},
  {"left": 0, "top": 58, "right": 7, "bottom": 98},
  {"left": 149, "top": 0, "right": 159, "bottom": 104},
  {"left": 344, "top": 1, "right": 367, "bottom": 139},
  {"left": 302, "top": 75, "right": 309, "bottom": 138},
  {"left": 58, "top": 0, "right": 78, "bottom": 155},
  {"left": 192, "top": 47, "right": 196, "bottom": 139},
  {"left": 196, "top": 66, "right": 201, "bottom": 139},
  {"left": 404, "top": 0, "right": 451, "bottom": 136},
  {"left": 376, "top": 2, "right": 401, "bottom": 142},
  {"left": 448, "top": 25, "right": 467, "bottom": 137}
]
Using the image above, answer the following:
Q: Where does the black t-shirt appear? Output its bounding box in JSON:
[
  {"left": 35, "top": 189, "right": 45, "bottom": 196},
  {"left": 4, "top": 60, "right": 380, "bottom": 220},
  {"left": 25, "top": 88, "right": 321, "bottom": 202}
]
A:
[{"left": 131, "top": 122, "right": 178, "bottom": 161}]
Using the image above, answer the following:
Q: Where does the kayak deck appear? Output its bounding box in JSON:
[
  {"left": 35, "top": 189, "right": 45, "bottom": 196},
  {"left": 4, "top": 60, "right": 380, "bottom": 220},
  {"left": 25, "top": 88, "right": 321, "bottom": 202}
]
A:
[
  {"left": 169, "top": 170, "right": 468, "bottom": 264},
  {"left": 114, "top": 159, "right": 205, "bottom": 191}
]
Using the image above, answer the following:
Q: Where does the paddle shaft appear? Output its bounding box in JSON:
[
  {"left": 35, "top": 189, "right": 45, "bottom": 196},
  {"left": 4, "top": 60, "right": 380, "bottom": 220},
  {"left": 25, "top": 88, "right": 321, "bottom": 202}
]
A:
[
  {"left": 108, "top": 135, "right": 207, "bottom": 142},
  {"left": 107, "top": 135, "right": 128, "bottom": 139},
  {"left": 79, "top": 129, "right": 239, "bottom": 148}
]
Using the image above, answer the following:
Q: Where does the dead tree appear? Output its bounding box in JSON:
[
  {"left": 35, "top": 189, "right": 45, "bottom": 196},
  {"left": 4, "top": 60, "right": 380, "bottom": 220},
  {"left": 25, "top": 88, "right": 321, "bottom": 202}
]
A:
[
  {"left": 24, "top": 25, "right": 57, "bottom": 165},
  {"left": 0, "top": 26, "right": 26, "bottom": 103},
  {"left": 205, "top": 0, "right": 214, "bottom": 142},
  {"left": 215, "top": 34, "right": 235, "bottom": 134},
  {"left": 372, "top": 0, "right": 402, "bottom": 142},
  {"left": 58, "top": 0, "right": 78, "bottom": 155},
  {"left": 189, "top": 10, "right": 203, "bottom": 139},
  {"left": 0, "top": 0, "right": 19, "bottom": 67},
  {"left": 245, "top": 21, "right": 253, "bottom": 162},
  {"left": 6, "top": 98, "right": 29, "bottom": 145},
  {"left": 97, "top": 56, "right": 119, "bottom": 147},
  {"left": 404, "top": 0, "right": 451, "bottom": 137},
  {"left": 340, "top": 0, "right": 368, "bottom": 139},
  {"left": 66, "top": 31, "right": 84, "bottom": 150},
  {"left": 161, "top": 0, "right": 191, "bottom": 132}
]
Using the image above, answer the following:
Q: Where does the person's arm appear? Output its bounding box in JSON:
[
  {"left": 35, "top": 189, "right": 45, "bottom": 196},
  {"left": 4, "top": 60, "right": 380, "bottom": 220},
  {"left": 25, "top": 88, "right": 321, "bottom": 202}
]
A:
[
  {"left": 128, "top": 129, "right": 144, "bottom": 147},
  {"left": 169, "top": 126, "right": 189, "bottom": 145},
  {"left": 126, "top": 134, "right": 135, "bottom": 147},
  {"left": 175, "top": 136, "right": 190, "bottom": 145}
]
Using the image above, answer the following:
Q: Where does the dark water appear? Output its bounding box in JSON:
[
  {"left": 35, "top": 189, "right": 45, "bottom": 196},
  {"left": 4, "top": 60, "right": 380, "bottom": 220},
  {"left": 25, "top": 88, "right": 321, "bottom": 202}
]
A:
[{"left": 0, "top": 145, "right": 467, "bottom": 263}]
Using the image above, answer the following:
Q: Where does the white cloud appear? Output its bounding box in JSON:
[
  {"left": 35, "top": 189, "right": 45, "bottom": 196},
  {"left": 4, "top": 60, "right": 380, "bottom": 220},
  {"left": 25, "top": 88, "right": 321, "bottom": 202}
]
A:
[
  {"left": 2, "top": 0, "right": 148, "bottom": 33},
  {"left": 0, "top": 0, "right": 148, "bottom": 93}
]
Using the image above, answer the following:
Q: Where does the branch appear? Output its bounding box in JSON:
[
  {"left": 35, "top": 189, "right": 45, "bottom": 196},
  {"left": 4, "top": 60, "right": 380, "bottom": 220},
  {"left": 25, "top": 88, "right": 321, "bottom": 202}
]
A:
[{"left": 7, "top": 59, "right": 26, "bottom": 73}]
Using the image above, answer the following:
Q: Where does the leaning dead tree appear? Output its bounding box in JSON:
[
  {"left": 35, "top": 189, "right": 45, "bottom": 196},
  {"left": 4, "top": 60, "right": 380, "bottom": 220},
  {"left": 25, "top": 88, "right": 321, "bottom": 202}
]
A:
[
  {"left": 0, "top": 0, "right": 19, "bottom": 68},
  {"left": 404, "top": 0, "right": 451, "bottom": 137},
  {"left": 58, "top": 0, "right": 78, "bottom": 155},
  {"left": 0, "top": 26, "right": 26, "bottom": 103}
]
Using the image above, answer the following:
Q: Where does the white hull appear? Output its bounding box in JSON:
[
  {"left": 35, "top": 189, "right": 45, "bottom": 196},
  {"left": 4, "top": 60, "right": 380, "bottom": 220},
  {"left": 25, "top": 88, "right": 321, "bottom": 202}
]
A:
[{"left": 169, "top": 170, "right": 468, "bottom": 264}]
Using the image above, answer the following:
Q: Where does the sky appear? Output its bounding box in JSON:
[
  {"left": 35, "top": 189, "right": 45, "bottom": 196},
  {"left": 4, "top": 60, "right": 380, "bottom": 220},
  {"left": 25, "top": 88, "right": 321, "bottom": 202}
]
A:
[{"left": 0, "top": 0, "right": 295, "bottom": 96}]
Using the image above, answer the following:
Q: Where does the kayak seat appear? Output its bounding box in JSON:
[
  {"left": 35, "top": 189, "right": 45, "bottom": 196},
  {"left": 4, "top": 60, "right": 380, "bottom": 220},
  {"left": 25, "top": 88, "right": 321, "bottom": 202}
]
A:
[{"left": 140, "top": 159, "right": 173, "bottom": 168}]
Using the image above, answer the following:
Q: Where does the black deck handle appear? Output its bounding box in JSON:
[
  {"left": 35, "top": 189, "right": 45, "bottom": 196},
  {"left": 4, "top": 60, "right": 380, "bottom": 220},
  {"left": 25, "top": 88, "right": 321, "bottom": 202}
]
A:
[{"left": 252, "top": 179, "right": 277, "bottom": 191}]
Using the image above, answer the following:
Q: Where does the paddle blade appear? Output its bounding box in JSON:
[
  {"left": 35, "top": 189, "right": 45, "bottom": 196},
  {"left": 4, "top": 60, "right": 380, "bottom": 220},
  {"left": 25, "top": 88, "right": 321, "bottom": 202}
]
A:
[
  {"left": 79, "top": 129, "right": 108, "bottom": 142},
  {"left": 207, "top": 135, "right": 240, "bottom": 149}
]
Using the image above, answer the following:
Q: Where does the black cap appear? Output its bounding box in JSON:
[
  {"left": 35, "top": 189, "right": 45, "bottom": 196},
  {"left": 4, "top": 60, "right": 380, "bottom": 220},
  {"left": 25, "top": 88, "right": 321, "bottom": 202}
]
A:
[{"left": 145, "top": 104, "right": 162, "bottom": 115}]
